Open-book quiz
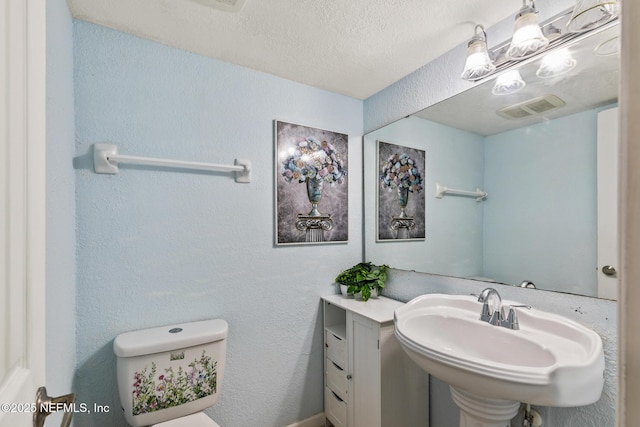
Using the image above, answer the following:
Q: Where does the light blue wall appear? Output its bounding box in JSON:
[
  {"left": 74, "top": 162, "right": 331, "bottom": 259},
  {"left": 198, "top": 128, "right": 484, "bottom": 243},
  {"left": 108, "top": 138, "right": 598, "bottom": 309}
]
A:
[
  {"left": 364, "top": 116, "right": 485, "bottom": 276},
  {"left": 484, "top": 110, "right": 599, "bottom": 295},
  {"left": 45, "top": 0, "right": 76, "bottom": 420},
  {"left": 72, "top": 21, "right": 362, "bottom": 427}
]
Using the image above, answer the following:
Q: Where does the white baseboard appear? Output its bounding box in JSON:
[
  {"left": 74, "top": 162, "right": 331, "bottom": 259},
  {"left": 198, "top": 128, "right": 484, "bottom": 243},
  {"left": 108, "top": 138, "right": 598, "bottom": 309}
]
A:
[{"left": 285, "top": 412, "right": 325, "bottom": 427}]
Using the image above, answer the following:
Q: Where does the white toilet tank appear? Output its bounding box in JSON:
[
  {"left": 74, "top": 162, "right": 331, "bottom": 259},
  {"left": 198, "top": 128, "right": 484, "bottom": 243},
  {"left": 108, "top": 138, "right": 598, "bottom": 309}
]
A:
[{"left": 113, "top": 319, "right": 228, "bottom": 427}]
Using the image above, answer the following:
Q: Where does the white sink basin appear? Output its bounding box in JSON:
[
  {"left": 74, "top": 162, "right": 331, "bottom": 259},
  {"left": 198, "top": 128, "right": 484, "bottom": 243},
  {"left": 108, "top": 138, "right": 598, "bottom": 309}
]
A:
[{"left": 394, "top": 293, "right": 605, "bottom": 408}]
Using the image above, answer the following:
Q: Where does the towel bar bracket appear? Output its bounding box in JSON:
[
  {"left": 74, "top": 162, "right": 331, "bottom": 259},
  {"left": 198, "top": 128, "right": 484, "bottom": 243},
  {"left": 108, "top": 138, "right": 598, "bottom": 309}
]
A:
[{"left": 93, "top": 143, "right": 120, "bottom": 174}]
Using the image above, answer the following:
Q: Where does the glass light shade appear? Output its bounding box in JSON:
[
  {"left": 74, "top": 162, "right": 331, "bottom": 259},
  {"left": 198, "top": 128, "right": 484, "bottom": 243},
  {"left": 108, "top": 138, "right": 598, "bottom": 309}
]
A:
[
  {"left": 505, "top": 10, "right": 549, "bottom": 60},
  {"left": 536, "top": 48, "right": 577, "bottom": 78},
  {"left": 594, "top": 35, "right": 620, "bottom": 56},
  {"left": 492, "top": 70, "right": 526, "bottom": 95},
  {"left": 567, "top": 0, "right": 619, "bottom": 33},
  {"left": 461, "top": 39, "right": 495, "bottom": 81}
]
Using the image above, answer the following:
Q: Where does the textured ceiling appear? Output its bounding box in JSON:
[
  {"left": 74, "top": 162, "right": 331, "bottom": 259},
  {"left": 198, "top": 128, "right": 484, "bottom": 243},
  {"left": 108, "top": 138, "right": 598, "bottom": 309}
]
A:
[{"left": 67, "top": 0, "right": 519, "bottom": 99}]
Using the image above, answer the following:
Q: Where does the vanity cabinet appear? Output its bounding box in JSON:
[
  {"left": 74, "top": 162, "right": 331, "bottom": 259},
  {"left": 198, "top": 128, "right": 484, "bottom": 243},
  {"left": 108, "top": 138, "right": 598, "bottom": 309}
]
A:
[{"left": 322, "top": 294, "right": 429, "bottom": 427}]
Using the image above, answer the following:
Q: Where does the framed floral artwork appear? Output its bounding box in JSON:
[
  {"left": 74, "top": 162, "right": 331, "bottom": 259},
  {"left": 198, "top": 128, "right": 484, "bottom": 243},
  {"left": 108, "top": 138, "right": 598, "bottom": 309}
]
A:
[
  {"left": 275, "top": 120, "right": 348, "bottom": 245},
  {"left": 377, "top": 140, "right": 426, "bottom": 241}
]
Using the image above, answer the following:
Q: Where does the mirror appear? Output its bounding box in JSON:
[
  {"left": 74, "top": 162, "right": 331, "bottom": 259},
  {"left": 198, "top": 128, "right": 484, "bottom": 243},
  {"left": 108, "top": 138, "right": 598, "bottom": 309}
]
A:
[{"left": 364, "top": 21, "right": 619, "bottom": 299}]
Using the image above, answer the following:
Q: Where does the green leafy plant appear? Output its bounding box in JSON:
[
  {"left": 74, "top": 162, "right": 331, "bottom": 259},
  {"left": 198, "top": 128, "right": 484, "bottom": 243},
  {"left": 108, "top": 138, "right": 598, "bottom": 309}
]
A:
[{"left": 335, "top": 262, "right": 389, "bottom": 301}]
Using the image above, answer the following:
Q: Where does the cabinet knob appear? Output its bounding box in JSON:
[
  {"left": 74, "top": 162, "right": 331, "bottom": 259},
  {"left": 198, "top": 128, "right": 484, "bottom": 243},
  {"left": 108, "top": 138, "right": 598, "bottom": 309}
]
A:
[{"left": 347, "top": 374, "right": 352, "bottom": 380}]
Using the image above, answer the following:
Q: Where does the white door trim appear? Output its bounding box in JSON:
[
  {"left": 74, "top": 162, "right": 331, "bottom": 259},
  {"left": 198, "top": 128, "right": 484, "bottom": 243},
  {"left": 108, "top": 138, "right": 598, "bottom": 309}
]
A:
[
  {"left": 0, "top": 0, "right": 46, "bottom": 425},
  {"left": 618, "top": 1, "right": 640, "bottom": 425},
  {"left": 24, "top": 0, "right": 47, "bottom": 386}
]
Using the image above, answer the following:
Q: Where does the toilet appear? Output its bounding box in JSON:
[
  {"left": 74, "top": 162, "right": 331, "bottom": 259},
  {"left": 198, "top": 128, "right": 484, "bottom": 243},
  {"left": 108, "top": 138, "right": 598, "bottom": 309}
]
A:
[{"left": 113, "top": 319, "right": 228, "bottom": 426}]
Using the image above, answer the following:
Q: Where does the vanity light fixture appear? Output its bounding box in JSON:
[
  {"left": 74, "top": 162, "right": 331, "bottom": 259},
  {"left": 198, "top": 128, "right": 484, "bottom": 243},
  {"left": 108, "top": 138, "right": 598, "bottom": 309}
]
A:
[
  {"left": 505, "top": 0, "right": 549, "bottom": 60},
  {"left": 491, "top": 70, "right": 526, "bottom": 95},
  {"left": 460, "top": 5, "right": 618, "bottom": 82},
  {"left": 567, "top": 0, "right": 620, "bottom": 33},
  {"left": 461, "top": 25, "right": 495, "bottom": 81},
  {"left": 536, "top": 48, "right": 577, "bottom": 78}
]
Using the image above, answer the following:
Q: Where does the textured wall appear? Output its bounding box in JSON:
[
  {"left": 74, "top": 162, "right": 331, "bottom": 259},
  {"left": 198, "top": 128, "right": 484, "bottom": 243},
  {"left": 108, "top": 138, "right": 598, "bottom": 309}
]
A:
[
  {"left": 45, "top": 0, "right": 77, "bottom": 419},
  {"left": 73, "top": 21, "right": 362, "bottom": 427},
  {"left": 383, "top": 270, "right": 617, "bottom": 427}
]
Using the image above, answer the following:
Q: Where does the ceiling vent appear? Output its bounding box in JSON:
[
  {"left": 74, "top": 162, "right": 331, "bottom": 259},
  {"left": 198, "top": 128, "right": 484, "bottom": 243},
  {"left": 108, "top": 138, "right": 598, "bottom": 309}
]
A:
[
  {"left": 189, "top": 0, "right": 248, "bottom": 12},
  {"left": 497, "top": 94, "right": 566, "bottom": 120}
]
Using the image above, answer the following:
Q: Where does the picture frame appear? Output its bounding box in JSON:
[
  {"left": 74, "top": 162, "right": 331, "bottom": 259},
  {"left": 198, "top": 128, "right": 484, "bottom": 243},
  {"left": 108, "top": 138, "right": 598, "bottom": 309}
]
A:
[
  {"left": 377, "top": 140, "right": 426, "bottom": 241},
  {"left": 274, "top": 120, "right": 349, "bottom": 245}
]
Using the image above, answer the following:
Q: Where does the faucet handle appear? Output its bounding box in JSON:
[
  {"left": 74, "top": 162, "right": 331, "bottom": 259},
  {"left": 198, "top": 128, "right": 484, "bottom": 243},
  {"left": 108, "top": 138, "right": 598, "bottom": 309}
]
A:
[
  {"left": 489, "top": 307, "right": 505, "bottom": 326},
  {"left": 480, "top": 301, "right": 492, "bottom": 322},
  {"left": 504, "top": 305, "right": 531, "bottom": 330}
]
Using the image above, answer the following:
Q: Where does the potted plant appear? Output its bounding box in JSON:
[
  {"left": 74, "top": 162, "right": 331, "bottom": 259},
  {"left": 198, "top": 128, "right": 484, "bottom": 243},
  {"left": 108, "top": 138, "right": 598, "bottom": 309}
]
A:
[{"left": 334, "top": 262, "right": 389, "bottom": 301}]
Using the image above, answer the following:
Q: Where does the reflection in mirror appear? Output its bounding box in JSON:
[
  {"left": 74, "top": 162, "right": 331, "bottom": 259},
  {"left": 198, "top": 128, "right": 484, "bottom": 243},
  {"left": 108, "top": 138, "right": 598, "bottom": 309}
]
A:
[{"left": 364, "top": 20, "right": 619, "bottom": 300}]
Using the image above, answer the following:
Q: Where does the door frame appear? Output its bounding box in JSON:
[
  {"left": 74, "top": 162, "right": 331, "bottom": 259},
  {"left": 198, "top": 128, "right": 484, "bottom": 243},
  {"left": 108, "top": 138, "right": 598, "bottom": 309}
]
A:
[
  {"left": 0, "top": 0, "right": 46, "bottom": 424},
  {"left": 23, "top": 0, "right": 47, "bottom": 388},
  {"left": 619, "top": 0, "right": 640, "bottom": 425}
]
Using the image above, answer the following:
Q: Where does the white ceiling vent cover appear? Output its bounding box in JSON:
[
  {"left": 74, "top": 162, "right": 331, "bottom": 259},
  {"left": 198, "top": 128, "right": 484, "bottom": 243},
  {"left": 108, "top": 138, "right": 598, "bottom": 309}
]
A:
[
  {"left": 189, "top": 0, "right": 247, "bottom": 12},
  {"left": 497, "top": 94, "right": 566, "bottom": 120}
]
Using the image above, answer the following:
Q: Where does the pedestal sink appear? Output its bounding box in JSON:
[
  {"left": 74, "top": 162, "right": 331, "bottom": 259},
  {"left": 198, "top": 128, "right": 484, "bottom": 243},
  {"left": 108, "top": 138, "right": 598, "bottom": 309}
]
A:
[{"left": 394, "top": 293, "right": 605, "bottom": 427}]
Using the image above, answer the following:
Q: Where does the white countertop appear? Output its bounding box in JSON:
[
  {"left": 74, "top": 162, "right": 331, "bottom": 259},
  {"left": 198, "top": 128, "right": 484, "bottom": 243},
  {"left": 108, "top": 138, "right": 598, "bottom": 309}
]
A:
[{"left": 322, "top": 294, "right": 405, "bottom": 323}]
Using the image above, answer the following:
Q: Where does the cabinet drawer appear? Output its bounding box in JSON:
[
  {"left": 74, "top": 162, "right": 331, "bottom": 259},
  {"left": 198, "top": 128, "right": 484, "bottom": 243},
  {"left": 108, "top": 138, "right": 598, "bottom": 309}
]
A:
[
  {"left": 326, "top": 359, "right": 348, "bottom": 400},
  {"left": 325, "top": 387, "right": 347, "bottom": 427},
  {"left": 326, "top": 329, "right": 346, "bottom": 368}
]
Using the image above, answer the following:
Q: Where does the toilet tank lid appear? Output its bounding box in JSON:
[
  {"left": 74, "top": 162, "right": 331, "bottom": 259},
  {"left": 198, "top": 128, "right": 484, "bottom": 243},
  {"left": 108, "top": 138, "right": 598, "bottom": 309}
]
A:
[{"left": 114, "top": 319, "right": 228, "bottom": 358}]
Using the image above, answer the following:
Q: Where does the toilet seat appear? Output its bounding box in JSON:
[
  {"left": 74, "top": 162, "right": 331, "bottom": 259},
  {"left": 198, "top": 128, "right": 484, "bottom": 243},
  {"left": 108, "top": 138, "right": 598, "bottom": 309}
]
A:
[{"left": 152, "top": 412, "right": 220, "bottom": 427}]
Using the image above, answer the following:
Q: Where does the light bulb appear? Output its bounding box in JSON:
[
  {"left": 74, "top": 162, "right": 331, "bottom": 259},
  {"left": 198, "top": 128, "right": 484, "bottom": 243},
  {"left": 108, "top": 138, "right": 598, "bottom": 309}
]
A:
[
  {"left": 492, "top": 70, "right": 526, "bottom": 95},
  {"left": 536, "top": 49, "right": 577, "bottom": 78},
  {"left": 505, "top": 6, "right": 549, "bottom": 60},
  {"left": 461, "top": 25, "right": 495, "bottom": 81}
]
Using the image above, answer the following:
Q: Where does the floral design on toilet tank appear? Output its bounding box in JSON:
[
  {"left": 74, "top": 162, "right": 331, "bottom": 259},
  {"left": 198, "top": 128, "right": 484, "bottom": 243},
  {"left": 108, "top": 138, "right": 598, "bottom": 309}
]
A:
[{"left": 131, "top": 350, "right": 218, "bottom": 415}]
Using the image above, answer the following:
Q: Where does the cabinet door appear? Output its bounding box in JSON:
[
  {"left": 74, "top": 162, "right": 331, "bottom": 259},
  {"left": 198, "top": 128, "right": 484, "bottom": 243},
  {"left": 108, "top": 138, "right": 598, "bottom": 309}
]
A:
[
  {"left": 380, "top": 324, "right": 429, "bottom": 427},
  {"left": 349, "top": 313, "right": 381, "bottom": 427}
]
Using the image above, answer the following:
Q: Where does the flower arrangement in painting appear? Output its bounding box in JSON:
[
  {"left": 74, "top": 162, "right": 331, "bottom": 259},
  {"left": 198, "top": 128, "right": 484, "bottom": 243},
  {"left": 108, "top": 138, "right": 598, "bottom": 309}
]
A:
[
  {"left": 380, "top": 153, "right": 423, "bottom": 192},
  {"left": 281, "top": 137, "right": 347, "bottom": 185},
  {"left": 131, "top": 351, "right": 217, "bottom": 415}
]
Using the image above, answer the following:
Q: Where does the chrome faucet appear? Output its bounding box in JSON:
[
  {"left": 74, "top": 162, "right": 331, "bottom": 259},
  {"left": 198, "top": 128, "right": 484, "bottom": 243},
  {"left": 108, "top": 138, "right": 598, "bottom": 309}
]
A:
[
  {"left": 477, "top": 288, "right": 502, "bottom": 323},
  {"left": 477, "top": 288, "right": 531, "bottom": 330}
]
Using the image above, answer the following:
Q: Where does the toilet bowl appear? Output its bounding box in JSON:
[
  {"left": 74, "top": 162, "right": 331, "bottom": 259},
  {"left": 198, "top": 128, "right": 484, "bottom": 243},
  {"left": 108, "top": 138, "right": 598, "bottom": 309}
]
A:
[{"left": 153, "top": 412, "right": 220, "bottom": 427}]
